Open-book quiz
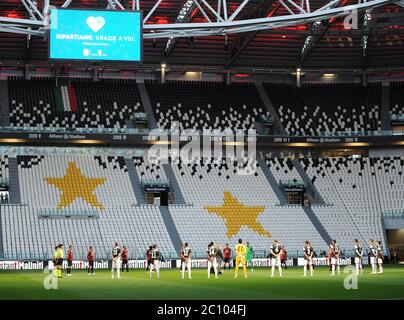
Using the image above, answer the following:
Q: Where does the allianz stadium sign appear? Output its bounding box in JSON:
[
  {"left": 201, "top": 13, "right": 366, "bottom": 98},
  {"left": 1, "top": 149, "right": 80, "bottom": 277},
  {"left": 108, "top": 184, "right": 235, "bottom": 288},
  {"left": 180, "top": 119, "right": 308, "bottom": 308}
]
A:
[{"left": 0, "top": 129, "right": 403, "bottom": 148}]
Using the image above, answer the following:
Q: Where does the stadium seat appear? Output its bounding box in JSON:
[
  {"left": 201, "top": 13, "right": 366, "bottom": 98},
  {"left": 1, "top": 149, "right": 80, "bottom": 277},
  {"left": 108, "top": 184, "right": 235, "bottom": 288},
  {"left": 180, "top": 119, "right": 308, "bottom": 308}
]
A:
[
  {"left": 264, "top": 83, "right": 382, "bottom": 135},
  {"left": 145, "top": 80, "right": 269, "bottom": 131},
  {"left": 8, "top": 78, "right": 143, "bottom": 129}
]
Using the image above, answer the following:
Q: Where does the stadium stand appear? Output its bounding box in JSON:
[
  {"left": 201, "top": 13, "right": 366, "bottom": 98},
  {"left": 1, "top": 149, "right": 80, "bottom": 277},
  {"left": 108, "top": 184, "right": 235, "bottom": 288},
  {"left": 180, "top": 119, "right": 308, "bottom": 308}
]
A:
[
  {"left": 265, "top": 157, "right": 302, "bottom": 185},
  {"left": 0, "top": 78, "right": 400, "bottom": 260},
  {"left": 1, "top": 205, "right": 175, "bottom": 260},
  {"left": 1, "top": 155, "right": 176, "bottom": 259},
  {"left": 264, "top": 83, "right": 382, "bottom": 135},
  {"left": 8, "top": 78, "right": 143, "bottom": 129},
  {"left": 168, "top": 157, "right": 328, "bottom": 256},
  {"left": 133, "top": 156, "right": 168, "bottom": 183},
  {"left": 372, "top": 157, "right": 404, "bottom": 214},
  {"left": 299, "top": 157, "right": 397, "bottom": 252},
  {"left": 145, "top": 80, "right": 269, "bottom": 131},
  {"left": 0, "top": 156, "right": 9, "bottom": 184},
  {"left": 390, "top": 82, "right": 404, "bottom": 116},
  {"left": 0, "top": 151, "right": 397, "bottom": 259},
  {"left": 17, "top": 155, "right": 135, "bottom": 208}
]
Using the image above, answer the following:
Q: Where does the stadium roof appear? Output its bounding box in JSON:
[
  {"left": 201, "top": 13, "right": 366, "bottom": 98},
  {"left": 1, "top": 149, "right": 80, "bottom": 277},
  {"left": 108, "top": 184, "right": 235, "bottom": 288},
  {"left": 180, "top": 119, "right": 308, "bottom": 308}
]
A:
[{"left": 0, "top": 0, "right": 403, "bottom": 71}]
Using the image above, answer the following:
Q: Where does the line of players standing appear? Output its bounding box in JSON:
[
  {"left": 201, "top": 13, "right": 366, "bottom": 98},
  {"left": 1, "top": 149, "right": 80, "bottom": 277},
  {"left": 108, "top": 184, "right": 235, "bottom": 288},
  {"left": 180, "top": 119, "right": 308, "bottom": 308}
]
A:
[
  {"left": 57, "top": 242, "right": 129, "bottom": 278},
  {"left": 174, "top": 238, "right": 385, "bottom": 279},
  {"left": 54, "top": 238, "right": 384, "bottom": 279},
  {"left": 263, "top": 238, "right": 385, "bottom": 278}
]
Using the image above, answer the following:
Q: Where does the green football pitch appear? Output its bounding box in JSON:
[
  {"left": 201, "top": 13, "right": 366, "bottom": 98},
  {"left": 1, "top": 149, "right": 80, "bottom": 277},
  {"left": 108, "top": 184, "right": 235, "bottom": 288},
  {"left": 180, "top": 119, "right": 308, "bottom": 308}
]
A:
[{"left": 0, "top": 266, "right": 403, "bottom": 300}]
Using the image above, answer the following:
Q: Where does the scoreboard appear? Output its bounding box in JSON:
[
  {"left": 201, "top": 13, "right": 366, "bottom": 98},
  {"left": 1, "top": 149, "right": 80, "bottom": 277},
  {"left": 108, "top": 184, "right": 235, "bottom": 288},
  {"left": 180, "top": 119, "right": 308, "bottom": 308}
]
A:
[{"left": 49, "top": 9, "right": 142, "bottom": 62}]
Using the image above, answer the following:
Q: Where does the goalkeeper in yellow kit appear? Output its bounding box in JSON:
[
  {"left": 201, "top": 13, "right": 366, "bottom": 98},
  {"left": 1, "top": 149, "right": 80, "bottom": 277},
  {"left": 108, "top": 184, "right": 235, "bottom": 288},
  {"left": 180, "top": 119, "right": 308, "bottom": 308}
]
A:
[{"left": 234, "top": 238, "right": 247, "bottom": 278}]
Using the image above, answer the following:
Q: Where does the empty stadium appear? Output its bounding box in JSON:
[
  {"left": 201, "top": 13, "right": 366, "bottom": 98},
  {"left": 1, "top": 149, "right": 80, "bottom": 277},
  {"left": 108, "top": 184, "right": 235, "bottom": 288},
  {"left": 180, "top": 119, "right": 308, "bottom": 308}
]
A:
[{"left": 0, "top": 0, "right": 403, "bottom": 302}]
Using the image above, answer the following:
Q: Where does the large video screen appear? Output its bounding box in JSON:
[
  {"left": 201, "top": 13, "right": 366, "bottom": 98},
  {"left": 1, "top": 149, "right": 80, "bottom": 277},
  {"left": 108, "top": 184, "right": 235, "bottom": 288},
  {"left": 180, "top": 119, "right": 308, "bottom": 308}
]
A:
[{"left": 49, "top": 9, "right": 142, "bottom": 62}]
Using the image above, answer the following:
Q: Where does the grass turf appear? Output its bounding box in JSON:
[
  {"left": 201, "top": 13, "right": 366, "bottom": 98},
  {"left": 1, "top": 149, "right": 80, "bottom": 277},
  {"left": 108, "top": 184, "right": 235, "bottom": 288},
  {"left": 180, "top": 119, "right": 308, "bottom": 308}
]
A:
[{"left": 0, "top": 266, "right": 403, "bottom": 300}]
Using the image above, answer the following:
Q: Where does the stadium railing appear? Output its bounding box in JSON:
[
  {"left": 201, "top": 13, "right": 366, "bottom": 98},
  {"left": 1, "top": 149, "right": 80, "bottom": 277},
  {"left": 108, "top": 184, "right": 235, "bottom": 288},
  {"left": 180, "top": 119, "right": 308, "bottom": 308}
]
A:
[
  {"left": 37, "top": 208, "right": 100, "bottom": 219},
  {"left": 0, "top": 126, "right": 150, "bottom": 135}
]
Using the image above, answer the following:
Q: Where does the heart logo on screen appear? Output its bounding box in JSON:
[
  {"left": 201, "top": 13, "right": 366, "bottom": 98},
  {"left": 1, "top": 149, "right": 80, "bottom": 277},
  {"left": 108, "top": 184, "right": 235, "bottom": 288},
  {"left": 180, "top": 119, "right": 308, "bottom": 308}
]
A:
[{"left": 86, "top": 16, "right": 105, "bottom": 33}]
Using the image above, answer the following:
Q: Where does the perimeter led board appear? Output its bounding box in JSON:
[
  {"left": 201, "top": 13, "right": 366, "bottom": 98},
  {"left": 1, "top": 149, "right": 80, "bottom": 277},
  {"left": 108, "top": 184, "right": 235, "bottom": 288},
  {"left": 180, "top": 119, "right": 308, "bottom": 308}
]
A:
[{"left": 49, "top": 9, "right": 142, "bottom": 62}]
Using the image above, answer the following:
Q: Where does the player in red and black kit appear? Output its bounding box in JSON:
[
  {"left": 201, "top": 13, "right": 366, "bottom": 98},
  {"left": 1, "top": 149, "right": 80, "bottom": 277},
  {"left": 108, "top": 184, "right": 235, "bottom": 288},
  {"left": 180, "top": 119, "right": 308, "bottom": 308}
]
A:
[
  {"left": 87, "top": 246, "right": 95, "bottom": 275},
  {"left": 280, "top": 245, "right": 288, "bottom": 270},
  {"left": 328, "top": 240, "right": 334, "bottom": 271},
  {"left": 223, "top": 243, "right": 232, "bottom": 270},
  {"left": 121, "top": 246, "right": 129, "bottom": 273},
  {"left": 67, "top": 244, "right": 73, "bottom": 276},
  {"left": 146, "top": 245, "right": 153, "bottom": 272}
]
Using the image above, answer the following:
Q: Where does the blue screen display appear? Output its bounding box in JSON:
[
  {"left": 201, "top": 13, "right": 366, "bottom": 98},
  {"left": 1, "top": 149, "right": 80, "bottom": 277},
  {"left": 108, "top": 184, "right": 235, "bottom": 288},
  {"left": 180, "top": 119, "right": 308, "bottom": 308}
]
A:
[{"left": 49, "top": 9, "right": 142, "bottom": 62}]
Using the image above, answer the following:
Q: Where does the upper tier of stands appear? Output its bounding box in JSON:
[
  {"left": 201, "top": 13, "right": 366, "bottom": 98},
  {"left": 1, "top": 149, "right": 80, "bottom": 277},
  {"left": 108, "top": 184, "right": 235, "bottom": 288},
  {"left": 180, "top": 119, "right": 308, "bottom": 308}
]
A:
[
  {"left": 264, "top": 83, "right": 382, "bottom": 135},
  {"left": 8, "top": 78, "right": 143, "bottom": 129},
  {"left": 145, "top": 80, "right": 269, "bottom": 131},
  {"left": 5, "top": 79, "right": 402, "bottom": 136}
]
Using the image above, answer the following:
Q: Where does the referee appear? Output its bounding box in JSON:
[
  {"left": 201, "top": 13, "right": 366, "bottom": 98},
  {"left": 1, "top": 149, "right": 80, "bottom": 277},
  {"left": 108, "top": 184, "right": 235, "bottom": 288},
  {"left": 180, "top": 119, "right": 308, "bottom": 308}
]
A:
[{"left": 54, "top": 244, "right": 64, "bottom": 278}]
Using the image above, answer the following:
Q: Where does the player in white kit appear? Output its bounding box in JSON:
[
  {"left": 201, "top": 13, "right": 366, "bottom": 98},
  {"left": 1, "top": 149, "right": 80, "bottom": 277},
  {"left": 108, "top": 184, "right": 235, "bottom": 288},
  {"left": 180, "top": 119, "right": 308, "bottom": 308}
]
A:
[
  {"left": 353, "top": 239, "right": 363, "bottom": 275},
  {"left": 181, "top": 242, "right": 192, "bottom": 280},
  {"left": 369, "top": 239, "right": 378, "bottom": 274},
  {"left": 376, "top": 240, "right": 384, "bottom": 274},
  {"left": 111, "top": 242, "right": 121, "bottom": 279},
  {"left": 330, "top": 240, "right": 341, "bottom": 276},
  {"left": 303, "top": 240, "right": 314, "bottom": 277},
  {"left": 149, "top": 244, "right": 161, "bottom": 279},
  {"left": 207, "top": 242, "right": 218, "bottom": 279},
  {"left": 269, "top": 240, "right": 282, "bottom": 277}
]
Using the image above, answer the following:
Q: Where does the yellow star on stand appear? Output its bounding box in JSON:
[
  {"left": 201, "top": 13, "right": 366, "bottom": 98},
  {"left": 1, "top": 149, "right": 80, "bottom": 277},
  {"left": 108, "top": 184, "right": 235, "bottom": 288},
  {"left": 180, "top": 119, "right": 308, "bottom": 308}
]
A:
[
  {"left": 45, "top": 162, "right": 106, "bottom": 209},
  {"left": 204, "top": 191, "right": 271, "bottom": 239}
]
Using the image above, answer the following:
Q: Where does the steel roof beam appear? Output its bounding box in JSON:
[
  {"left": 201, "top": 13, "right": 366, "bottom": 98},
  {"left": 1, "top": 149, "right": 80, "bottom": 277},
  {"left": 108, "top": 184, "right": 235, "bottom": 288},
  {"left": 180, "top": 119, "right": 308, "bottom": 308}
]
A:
[
  {"left": 0, "top": 0, "right": 393, "bottom": 40},
  {"left": 225, "top": 1, "right": 281, "bottom": 67},
  {"left": 164, "top": 0, "right": 199, "bottom": 58},
  {"left": 298, "top": 0, "right": 345, "bottom": 66},
  {"left": 61, "top": 0, "right": 73, "bottom": 8}
]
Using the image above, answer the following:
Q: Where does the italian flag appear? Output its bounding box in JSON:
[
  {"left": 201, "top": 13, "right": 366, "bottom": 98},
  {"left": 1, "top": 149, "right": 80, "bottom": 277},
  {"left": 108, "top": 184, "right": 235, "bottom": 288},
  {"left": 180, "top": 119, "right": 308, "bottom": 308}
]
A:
[{"left": 54, "top": 86, "right": 78, "bottom": 112}]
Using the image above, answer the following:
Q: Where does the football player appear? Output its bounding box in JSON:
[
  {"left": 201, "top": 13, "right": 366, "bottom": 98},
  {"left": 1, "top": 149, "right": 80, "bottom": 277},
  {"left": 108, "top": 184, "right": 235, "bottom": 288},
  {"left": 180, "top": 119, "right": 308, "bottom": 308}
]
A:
[
  {"left": 207, "top": 242, "right": 218, "bottom": 279},
  {"left": 369, "top": 239, "right": 378, "bottom": 274},
  {"left": 215, "top": 243, "right": 224, "bottom": 275},
  {"left": 52, "top": 246, "right": 57, "bottom": 277},
  {"left": 303, "top": 241, "right": 314, "bottom": 277},
  {"left": 223, "top": 244, "right": 232, "bottom": 270},
  {"left": 146, "top": 245, "right": 153, "bottom": 273},
  {"left": 54, "top": 244, "right": 64, "bottom": 279},
  {"left": 328, "top": 240, "right": 334, "bottom": 271},
  {"left": 121, "top": 246, "right": 129, "bottom": 273},
  {"left": 280, "top": 245, "right": 288, "bottom": 270},
  {"left": 246, "top": 242, "right": 254, "bottom": 272},
  {"left": 353, "top": 239, "right": 363, "bottom": 275},
  {"left": 149, "top": 243, "right": 161, "bottom": 279},
  {"left": 330, "top": 239, "right": 341, "bottom": 276},
  {"left": 376, "top": 240, "right": 384, "bottom": 274},
  {"left": 87, "top": 246, "right": 95, "bottom": 275},
  {"left": 66, "top": 244, "right": 73, "bottom": 277},
  {"left": 270, "top": 240, "right": 282, "bottom": 277},
  {"left": 181, "top": 242, "right": 192, "bottom": 280},
  {"left": 234, "top": 239, "right": 247, "bottom": 278},
  {"left": 111, "top": 242, "right": 121, "bottom": 279}
]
